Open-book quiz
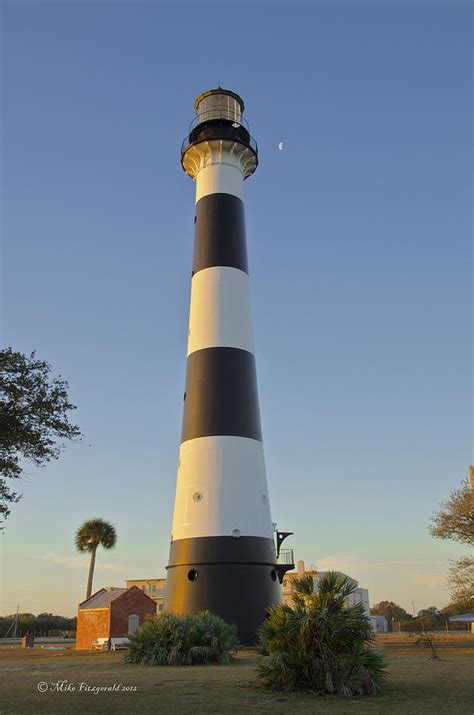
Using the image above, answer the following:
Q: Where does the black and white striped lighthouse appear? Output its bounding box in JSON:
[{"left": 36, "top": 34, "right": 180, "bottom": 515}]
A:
[{"left": 164, "top": 88, "right": 293, "bottom": 644}]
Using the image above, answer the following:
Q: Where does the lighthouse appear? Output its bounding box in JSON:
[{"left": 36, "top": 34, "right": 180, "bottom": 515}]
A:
[{"left": 164, "top": 88, "right": 293, "bottom": 644}]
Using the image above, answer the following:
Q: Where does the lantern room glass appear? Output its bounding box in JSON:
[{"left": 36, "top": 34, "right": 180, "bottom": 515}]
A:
[{"left": 196, "top": 93, "right": 242, "bottom": 125}]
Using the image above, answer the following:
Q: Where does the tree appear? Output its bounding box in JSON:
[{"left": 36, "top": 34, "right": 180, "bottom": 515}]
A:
[
  {"left": 258, "top": 572, "right": 386, "bottom": 696},
  {"left": 0, "top": 348, "right": 81, "bottom": 518},
  {"left": 447, "top": 557, "right": 474, "bottom": 612},
  {"left": 75, "top": 518, "right": 117, "bottom": 599},
  {"left": 416, "top": 607, "right": 445, "bottom": 630},
  {"left": 429, "top": 480, "right": 474, "bottom": 547},
  {"left": 0, "top": 613, "right": 77, "bottom": 637},
  {"left": 370, "top": 601, "right": 412, "bottom": 626},
  {"left": 429, "top": 479, "right": 474, "bottom": 609}
]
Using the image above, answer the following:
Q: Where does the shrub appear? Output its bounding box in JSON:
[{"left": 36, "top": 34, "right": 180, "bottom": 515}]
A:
[
  {"left": 125, "top": 611, "right": 239, "bottom": 666},
  {"left": 257, "top": 572, "right": 387, "bottom": 696}
]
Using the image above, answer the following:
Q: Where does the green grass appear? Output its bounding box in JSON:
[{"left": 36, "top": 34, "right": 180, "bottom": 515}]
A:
[{"left": 0, "top": 641, "right": 472, "bottom": 713}]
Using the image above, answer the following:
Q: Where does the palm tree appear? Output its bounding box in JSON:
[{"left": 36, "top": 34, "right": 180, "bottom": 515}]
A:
[
  {"left": 258, "top": 572, "right": 386, "bottom": 696},
  {"left": 75, "top": 518, "right": 117, "bottom": 599}
]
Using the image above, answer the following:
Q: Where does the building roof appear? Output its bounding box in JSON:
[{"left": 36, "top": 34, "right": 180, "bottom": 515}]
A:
[
  {"left": 449, "top": 613, "right": 474, "bottom": 622},
  {"left": 79, "top": 587, "right": 126, "bottom": 609}
]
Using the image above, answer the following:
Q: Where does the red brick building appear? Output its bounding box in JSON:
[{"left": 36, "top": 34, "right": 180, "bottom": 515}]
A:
[{"left": 76, "top": 586, "right": 156, "bottom": 650}]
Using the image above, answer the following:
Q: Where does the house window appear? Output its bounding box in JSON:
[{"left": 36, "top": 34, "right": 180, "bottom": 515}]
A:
[{"left": 128, "top": 613, "right": 140, "bottom": 635}]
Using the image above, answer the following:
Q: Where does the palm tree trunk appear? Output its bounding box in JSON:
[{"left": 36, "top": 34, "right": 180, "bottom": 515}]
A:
[{"left": 86, "top": 546, "right": 97, "bottom": 599}]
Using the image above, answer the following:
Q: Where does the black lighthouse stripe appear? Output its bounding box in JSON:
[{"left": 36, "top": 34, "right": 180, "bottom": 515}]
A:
[
  {"left": 193, "top": 193, "right": 248, "bottom": 275},
  {"left": 168, "top": 535, "right": 277, "bottom": 566},
  {"left": 181, "top": 347, "right": 262, "bottom": 443}
]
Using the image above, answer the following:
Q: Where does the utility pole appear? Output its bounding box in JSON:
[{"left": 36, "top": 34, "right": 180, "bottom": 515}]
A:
[{"left": 12, "top": 604, "right": 19, "bottom": 639}]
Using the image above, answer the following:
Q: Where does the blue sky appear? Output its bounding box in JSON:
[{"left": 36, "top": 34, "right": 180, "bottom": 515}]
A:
[{"left": 2, "top": 1, "right": 471, "bottom": 616}]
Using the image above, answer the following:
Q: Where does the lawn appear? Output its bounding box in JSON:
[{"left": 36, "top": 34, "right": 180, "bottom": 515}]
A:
[{"left": 0, "top": 640, "right": 472, "bottom": 713}]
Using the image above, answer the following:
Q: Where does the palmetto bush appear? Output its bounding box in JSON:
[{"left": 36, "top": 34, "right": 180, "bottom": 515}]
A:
[
  {"left": 125, "top": 611, "right": 239, "bottom": 666},
  {"left": 257, "top": 572, "right": 386, "bottom": 696}
]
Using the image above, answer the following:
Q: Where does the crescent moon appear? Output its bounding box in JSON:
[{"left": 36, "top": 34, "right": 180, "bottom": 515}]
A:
[{"left": 278, "top": 142, "right": 284, "bottom": 151}]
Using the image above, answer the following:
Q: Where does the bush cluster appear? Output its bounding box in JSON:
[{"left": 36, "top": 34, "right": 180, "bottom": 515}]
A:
[
  {"left": 125, "top": 611, "right": 239, "bottom": 666},
  {"left": 257, "top": 572, "right": 386, "bottom": 696}
]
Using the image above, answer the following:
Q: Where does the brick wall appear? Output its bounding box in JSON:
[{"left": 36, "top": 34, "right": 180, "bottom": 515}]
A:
[
  {"left": 109, "top": 588, "right": 156, "bottom": 638},
  {"left": 76, "top": 608, "right": 110, "bottom": 650}
]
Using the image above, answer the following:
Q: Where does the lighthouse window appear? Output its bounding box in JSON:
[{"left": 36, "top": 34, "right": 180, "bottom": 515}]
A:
[
  {"left": 232, "top": 529, "right": 241, "bottom": 538},
  {"left": 192, "top": 491, "right": 203, "bottom": 502},
  {"left": 270, "top": 570, "right": 277, "bottom": 582},
  {"left": 188, "top": 569, "right": 198, "bottom": 582}
]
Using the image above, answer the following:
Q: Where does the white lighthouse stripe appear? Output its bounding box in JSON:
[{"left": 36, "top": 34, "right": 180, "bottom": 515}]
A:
[
  {"left": 195, "top": 163, "right": 244, "bottom": 202},
  {"left": 187, "top": 267, "right": 254, "bottom": 356},
  {"left": 171, "top": 435, "right": 273, "bottom": 541}
]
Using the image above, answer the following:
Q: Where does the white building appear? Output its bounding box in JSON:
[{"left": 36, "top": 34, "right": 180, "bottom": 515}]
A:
[{"left": 370, "top": 615, "right": 389, "bottom": 633}]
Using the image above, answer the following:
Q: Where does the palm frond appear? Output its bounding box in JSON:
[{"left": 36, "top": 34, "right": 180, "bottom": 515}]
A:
[
  {"left": 257, "top": 570, "right": 387, "bottom": 695},
  {"left": 125, "top": 612, "right": 239, "bottom": 666},
  {"left": 75, "top": 518, "right": 117, "bottom": 552}
]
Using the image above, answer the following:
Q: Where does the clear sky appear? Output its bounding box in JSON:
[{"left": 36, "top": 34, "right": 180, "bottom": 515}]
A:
[{"left": 1, "top": 1, "right": 471, "bottom": 617}]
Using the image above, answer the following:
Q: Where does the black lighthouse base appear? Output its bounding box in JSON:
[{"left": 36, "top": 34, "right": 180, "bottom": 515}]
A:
[{"left": 164, "top": 536, "right": 282, "bottom": 645}]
